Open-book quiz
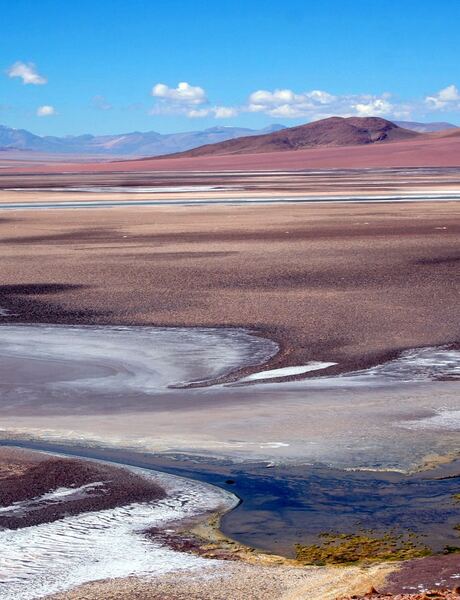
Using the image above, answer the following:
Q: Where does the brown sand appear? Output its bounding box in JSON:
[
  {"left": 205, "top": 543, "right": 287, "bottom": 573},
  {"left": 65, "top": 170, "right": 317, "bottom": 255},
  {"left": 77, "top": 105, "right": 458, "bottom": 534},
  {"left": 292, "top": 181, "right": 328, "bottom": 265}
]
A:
[
  {"left": 0, "top": 446, "right": 52, "bottom": 479},
  {"left": 0, "top": 201, "right": 458, "bottom": 373},
  {"left": 0, "top": 446, "right": 165, "bottom": 528}
]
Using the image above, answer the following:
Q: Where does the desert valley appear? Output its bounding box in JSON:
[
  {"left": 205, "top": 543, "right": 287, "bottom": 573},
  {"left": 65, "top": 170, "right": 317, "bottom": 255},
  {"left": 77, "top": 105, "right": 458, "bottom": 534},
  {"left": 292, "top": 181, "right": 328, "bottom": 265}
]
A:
[{"left": 1, "top": 3, "right": 460, "bottom": 599}]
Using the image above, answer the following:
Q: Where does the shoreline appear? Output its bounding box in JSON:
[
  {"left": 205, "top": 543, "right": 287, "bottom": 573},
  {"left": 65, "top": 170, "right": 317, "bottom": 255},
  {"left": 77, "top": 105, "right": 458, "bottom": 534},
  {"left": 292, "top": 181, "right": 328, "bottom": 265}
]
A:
[
  {"left": 2, "top": 439, "right": 460, "bottom": 556},
  {"left": 0, "top": 445, "right": 397, "bottom": 600},
  {"left": 0, "top": 446, "right": 240, "bottom": 599},
  {"left": 2, "top": 444, "right": 460, "bottom": 600},
  {"left": 0, "top": 445, "right": 400, "bottom": 600},
  {"left": 0, "top": 322, "right": 458, "bottom": 471}
]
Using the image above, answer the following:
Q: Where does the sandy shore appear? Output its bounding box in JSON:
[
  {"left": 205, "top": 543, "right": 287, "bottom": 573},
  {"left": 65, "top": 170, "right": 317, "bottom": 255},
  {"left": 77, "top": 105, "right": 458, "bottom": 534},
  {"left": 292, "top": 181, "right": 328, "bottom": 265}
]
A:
[{"left": 45, "top": 563, "right": 395, "bottom": 600}]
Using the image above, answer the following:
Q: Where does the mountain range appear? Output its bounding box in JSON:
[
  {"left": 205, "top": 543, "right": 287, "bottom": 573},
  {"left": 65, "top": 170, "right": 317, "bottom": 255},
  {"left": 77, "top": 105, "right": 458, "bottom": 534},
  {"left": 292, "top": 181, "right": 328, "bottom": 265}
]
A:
[
  {"left": 0, "top": 120, "right": 456, "bottom": 158},
  {"left": 394, "top": 120, "right": 458, "bottom": 133},
  {"left": 0, "top": 124, "right": 285, "bottom": 157}
]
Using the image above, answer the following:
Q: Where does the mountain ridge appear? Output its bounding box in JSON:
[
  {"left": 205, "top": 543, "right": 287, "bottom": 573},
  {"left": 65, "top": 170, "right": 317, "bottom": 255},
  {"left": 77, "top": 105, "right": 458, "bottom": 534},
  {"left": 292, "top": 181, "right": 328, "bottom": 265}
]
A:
[
  {"left": 0, "top": 124, "right": 286, "bottom": 157},
  {"left": 159, "top": 117, "right": 421, "bottom": 158}
]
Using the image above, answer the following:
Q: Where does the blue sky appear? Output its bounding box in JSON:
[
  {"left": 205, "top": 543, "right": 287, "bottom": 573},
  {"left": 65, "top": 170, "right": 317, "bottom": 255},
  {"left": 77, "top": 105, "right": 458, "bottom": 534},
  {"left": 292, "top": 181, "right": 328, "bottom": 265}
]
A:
[{"left": 1, "top": 0, "right": 459, "bottom": 135}]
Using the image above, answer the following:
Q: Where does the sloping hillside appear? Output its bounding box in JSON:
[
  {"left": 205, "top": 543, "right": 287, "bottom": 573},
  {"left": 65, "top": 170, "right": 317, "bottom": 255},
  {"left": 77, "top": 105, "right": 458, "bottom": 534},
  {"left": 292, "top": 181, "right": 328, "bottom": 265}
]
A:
[{"left": 162, "top": 117, "right": 420, "bottom": 157}]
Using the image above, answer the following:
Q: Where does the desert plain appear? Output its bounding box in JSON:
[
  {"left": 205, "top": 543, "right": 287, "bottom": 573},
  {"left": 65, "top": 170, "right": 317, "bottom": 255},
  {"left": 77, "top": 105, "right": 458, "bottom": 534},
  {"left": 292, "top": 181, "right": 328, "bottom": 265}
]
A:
[{"left": 0, "top": 163, "right": 459, "bottom": 600}]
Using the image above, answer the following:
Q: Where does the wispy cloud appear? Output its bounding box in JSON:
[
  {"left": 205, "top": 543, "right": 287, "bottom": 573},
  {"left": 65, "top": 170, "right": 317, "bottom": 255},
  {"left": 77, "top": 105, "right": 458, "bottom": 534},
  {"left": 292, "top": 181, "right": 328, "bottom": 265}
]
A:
[
  {"left": 36, "top": 105, "right": 55, "bottom": 117},
  {"left": 7, "top": 61, "right": 47, "bottom": 85},
  {"left": 212, "top": 106, "right": 238, "bottom": 118},
  {"left": 188, "top": 105, "right": 238, "bottom": 118},
  {"left": 92, "top": 95, "right": 113, "bottom": 111},
  {"left": 425, "top": 85, "right": 460, "bottom": 111}
]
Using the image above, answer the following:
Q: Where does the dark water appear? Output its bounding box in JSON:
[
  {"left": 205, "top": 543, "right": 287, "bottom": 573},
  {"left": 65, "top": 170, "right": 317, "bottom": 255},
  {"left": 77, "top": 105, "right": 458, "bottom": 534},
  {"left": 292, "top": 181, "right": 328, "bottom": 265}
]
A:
[{"left": 2, "top": 439, "right": 460, "bottom": 558}]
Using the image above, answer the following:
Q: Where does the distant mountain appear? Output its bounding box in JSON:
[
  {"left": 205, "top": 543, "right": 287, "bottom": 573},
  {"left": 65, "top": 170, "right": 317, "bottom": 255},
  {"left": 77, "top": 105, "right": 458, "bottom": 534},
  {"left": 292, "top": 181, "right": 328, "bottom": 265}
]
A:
[
  {"left": 0, "top": 124, "right": 286, "bottom": 157},
  {"left": 163, "top": 117, "right": 420, "bottom": 158},
  {"left": 0, "top": 125, "right": 64, "bottom": 153},
  {"left": 394, "top": 120, "right": 458, "bottom": 133}
]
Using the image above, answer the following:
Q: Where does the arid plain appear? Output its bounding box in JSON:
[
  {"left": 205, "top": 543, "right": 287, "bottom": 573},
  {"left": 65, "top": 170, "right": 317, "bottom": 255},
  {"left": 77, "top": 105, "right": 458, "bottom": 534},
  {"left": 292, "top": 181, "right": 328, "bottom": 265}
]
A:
[
  {"left": 0, "top": 171, "right": 457, "bottom": 373},
  {"left": 0, "top": 164, "right": 459, "bottom": 600}
]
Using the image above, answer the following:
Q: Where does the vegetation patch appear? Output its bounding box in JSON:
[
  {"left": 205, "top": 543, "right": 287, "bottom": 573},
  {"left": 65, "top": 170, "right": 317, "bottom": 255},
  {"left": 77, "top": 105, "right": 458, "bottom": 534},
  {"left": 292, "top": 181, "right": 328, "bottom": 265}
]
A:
[{"left": 295, "top": 531, "right": 432, "bottom": 565}]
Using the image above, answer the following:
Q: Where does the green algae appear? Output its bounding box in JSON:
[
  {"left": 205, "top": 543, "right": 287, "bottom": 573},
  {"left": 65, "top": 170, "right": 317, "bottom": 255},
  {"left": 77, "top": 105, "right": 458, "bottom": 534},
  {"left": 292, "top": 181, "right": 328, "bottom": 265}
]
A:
[
  {"left": 295, "top": 530, "right": 432, "bottom": 565},
  {"left": 442, "top": 523, "right": 460, "bottom": 554}
]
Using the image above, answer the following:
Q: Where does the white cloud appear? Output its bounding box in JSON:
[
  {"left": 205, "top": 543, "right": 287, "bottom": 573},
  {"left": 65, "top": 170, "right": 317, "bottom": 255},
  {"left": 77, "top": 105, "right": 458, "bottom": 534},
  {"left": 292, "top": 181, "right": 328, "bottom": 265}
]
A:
[
  {"left": 353, "top": 98, "right": 394, "bottom": 117},
  {"left": 150, "top": 82, "right": 238, "bottom": 119},
  {"left": 7, "top": 61, "right": 47, "bottom": 85},
  {"left": 148, "top": 81, "right": 460, "bottom": 122},
  {"left": 152, "top": 82, "right": 207, "bottom": 105},
  {"left": 247, "top": 89, "right": 337, "bottom": 117},
  {"left": 425, "top": 85, "right": 460, "bottom": 110},
  {"left": 36, "top": 105, "right": 55, "bottom": 117},
  {"left": 246, "top": 87, "right": 405, "bottom": 119}
]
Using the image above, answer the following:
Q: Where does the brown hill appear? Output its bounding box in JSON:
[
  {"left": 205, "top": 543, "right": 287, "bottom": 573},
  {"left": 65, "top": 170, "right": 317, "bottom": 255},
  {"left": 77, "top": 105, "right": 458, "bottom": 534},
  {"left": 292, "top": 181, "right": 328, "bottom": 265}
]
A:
[{"left": 162, "top": 117, "right": 420, "bottom": 158}]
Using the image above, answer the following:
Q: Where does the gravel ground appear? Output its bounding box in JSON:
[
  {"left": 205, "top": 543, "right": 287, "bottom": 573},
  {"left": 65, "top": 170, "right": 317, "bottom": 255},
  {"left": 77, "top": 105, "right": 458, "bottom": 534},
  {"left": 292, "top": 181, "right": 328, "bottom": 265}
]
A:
[{"left": 46, "top": 562, "right": 394, "bottom": 600}]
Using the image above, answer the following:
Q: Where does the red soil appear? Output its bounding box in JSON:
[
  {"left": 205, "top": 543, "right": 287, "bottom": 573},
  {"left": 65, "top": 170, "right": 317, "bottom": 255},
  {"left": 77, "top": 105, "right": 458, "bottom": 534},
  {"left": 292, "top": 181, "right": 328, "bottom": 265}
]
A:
[{"left": 341, "top": 592, "right": 460, "bottom": 599}]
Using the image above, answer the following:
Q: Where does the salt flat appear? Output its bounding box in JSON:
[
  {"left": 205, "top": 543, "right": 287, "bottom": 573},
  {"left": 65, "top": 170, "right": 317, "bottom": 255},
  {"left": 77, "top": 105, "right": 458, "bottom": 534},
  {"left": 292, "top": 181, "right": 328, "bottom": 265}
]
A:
[{"left": 0, "top": 324, "right": 458, "bottom": 471}]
